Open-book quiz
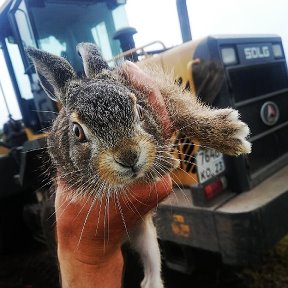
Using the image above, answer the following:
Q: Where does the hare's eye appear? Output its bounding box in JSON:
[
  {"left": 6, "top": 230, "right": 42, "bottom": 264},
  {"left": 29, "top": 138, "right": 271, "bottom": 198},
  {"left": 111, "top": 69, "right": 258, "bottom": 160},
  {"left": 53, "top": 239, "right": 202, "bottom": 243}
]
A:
[
  {"left": 136, "top": 104, "right": 144, "bottom": 121},
  {"left": 72, "top": 123, "right": 86, "bottom": 142}
]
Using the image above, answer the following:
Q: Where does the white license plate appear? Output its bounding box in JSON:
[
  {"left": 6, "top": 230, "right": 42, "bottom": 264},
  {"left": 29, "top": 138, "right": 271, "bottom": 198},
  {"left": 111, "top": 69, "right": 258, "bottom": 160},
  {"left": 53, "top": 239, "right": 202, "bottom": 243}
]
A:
[{"left": 196, "top": 148, "right": 225, "bottom": 184}]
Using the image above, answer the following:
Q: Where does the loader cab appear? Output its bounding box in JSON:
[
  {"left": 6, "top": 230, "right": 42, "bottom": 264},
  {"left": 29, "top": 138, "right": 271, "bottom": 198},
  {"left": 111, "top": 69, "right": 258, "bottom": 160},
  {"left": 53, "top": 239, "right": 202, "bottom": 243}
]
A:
[{"left": 1, "top": 0, "right": 128, "bottom": 133}]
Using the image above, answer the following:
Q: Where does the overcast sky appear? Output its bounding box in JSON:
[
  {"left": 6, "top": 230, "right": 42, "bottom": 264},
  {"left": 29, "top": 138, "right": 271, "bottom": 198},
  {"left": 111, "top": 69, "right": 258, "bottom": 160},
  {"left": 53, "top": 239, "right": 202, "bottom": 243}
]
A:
[{"left": 1, "top": 0, "right": 288, "bottom": 127}]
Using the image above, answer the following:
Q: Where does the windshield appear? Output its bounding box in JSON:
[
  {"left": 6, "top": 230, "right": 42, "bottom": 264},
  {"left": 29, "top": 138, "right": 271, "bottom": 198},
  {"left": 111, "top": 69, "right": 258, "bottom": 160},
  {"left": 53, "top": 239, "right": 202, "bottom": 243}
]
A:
[{"left": 14, "top": 0, "right": 128, "bottom": 72}]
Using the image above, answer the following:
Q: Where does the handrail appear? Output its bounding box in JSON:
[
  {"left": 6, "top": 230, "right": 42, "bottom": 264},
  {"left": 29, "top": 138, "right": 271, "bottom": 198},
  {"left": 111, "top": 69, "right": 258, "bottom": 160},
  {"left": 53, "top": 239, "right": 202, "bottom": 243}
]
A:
[{"left": 108, "top": 40, "right": 167, "bottom": 63}]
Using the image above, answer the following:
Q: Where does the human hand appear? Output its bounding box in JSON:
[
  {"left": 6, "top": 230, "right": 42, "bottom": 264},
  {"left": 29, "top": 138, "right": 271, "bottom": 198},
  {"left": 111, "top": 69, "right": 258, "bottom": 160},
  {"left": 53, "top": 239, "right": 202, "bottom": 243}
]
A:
[
  {"left": 55, "top": 62, "right": 173, "bottom": 288},
  {"left": 120, "top": 61, "right": 173, "bottom": 139},
  {"left": 56, "top": 176, "right": 172, "bottom": 288}
]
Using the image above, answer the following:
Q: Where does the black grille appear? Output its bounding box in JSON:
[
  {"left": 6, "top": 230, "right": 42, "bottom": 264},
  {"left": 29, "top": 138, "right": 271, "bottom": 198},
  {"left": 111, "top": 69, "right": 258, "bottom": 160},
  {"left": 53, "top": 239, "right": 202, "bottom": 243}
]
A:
[
  {"left": 237, "top": 90, "right": 288, "bottom": 137},
  {"left": 248, "top": 124, "right": 288, "bottom": 174},
  {"left": 228, "top": 61, "right": 288, "bottom": 179},
  {"left": 228, "top": 62, "right": 288, "bottom": 103}
]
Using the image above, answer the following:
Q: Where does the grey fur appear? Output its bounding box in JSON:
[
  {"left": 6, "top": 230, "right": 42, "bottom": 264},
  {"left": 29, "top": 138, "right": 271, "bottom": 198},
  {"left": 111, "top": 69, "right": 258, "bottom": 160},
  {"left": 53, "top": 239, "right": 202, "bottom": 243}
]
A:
[
  {"left": 26, "top": 47, "right": 76, "bottom": 102},
  {"left": 26, "top": 43, "right": 251, "bottom": 288},
  {"left": 26, "top": 43, "right": 251, "bottom": 199},
  {"left": 26, "top": 45, "right": 179, "bottom": 200},
  {"left": 77, "top": 42, "right": 110, "bottom": 78}
]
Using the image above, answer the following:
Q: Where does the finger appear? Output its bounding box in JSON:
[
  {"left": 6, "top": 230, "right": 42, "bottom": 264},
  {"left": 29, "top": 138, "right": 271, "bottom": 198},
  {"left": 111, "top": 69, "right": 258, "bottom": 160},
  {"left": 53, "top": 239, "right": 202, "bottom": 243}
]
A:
[
  {"left": 118, "top": 175, "right": 172, "bottom": 230},
  {"left": 55, "top": 175, "right": 172, "bottom": 237},
  {"left": 55, "top": 175, "right": 172, "bottom": 255},
  {"left": 121, "top": 61, "right": 156, "bottom": 90},
  {"left": 122, "top": 174, "right": 172, "bottom": 218},
  {"left": 55, "top": 181, "right": 123, "bottom": 262},
  {"left": 121, "top": 62, "right": 174, "bottom": 138}
]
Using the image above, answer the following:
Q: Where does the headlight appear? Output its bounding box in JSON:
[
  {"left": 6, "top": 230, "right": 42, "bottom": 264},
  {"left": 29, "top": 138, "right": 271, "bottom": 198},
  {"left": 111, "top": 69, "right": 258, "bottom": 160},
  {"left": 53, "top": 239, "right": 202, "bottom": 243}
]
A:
[
  {"left": 272, "top": 44, "right": 284, "bottom": 58},
  {"left": 221, "top": 47, "right": 237, "bottom": 65}
]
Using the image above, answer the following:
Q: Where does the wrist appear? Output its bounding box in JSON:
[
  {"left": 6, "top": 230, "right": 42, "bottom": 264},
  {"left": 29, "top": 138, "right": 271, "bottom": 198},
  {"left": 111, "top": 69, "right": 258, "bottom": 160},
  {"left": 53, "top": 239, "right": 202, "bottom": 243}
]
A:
[{"left": 58, "top": 245, "right": 124, "bottom": 288}]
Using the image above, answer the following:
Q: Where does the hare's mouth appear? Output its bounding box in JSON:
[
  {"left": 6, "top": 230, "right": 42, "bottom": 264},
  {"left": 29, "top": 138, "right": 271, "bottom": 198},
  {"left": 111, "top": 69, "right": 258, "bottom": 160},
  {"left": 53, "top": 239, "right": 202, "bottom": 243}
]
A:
[
  {"left": 114, "top": 159, "right": 146, "bottom": 179},
  {"left": 97, "top": 142, "right": 156, "bottom": 186},
  {"left": 98, "top": 158, "right": 152, "bottom": 186}
]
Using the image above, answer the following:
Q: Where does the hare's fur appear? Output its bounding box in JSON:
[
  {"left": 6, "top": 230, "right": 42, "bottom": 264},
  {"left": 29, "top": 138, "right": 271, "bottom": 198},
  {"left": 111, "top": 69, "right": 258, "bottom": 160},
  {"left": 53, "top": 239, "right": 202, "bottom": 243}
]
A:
[{"left": 26, "top": 43, "right": 251, "bottom": 288}]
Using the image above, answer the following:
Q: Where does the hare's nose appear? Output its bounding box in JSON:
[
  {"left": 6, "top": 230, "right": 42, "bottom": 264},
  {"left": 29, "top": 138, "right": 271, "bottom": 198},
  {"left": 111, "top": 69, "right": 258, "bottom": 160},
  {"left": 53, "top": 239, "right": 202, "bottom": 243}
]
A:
[{"left": 114, "top": 150, "right": 139, "bottom": 170}]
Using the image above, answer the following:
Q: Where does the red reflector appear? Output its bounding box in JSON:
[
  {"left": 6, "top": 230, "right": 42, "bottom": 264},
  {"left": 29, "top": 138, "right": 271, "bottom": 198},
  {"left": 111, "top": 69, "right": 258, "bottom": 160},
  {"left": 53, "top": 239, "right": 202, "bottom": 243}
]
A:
[{"left": 204, "top": 179, "right": 224, "bottom": 200}]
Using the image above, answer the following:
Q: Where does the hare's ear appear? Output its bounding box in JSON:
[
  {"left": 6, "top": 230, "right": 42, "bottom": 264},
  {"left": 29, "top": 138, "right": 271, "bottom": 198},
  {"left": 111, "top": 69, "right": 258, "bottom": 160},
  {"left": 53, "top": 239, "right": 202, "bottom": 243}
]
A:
[
  {"left": 76, "top": 43, "right": 109, "bottom": 78},
  {"left": 26, "top": 47, "right": 76, "bottom": 103}
]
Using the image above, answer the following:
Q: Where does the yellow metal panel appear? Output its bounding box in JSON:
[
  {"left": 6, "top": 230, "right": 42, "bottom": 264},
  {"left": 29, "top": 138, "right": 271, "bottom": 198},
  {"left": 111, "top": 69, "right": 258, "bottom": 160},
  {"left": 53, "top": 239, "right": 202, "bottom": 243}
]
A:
[
  {"left": 25, "top": 128, "right": 47, "bottom": 141},
  {"left": 0, "top": 146, "right": 10, "bottom": 156}
]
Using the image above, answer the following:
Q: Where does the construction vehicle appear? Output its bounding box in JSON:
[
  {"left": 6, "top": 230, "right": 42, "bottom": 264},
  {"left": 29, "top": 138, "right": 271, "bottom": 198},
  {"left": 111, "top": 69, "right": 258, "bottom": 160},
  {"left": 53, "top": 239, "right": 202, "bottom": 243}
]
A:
[{"left": 0, "top": 0, "right": 288, "bottom": 278}]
